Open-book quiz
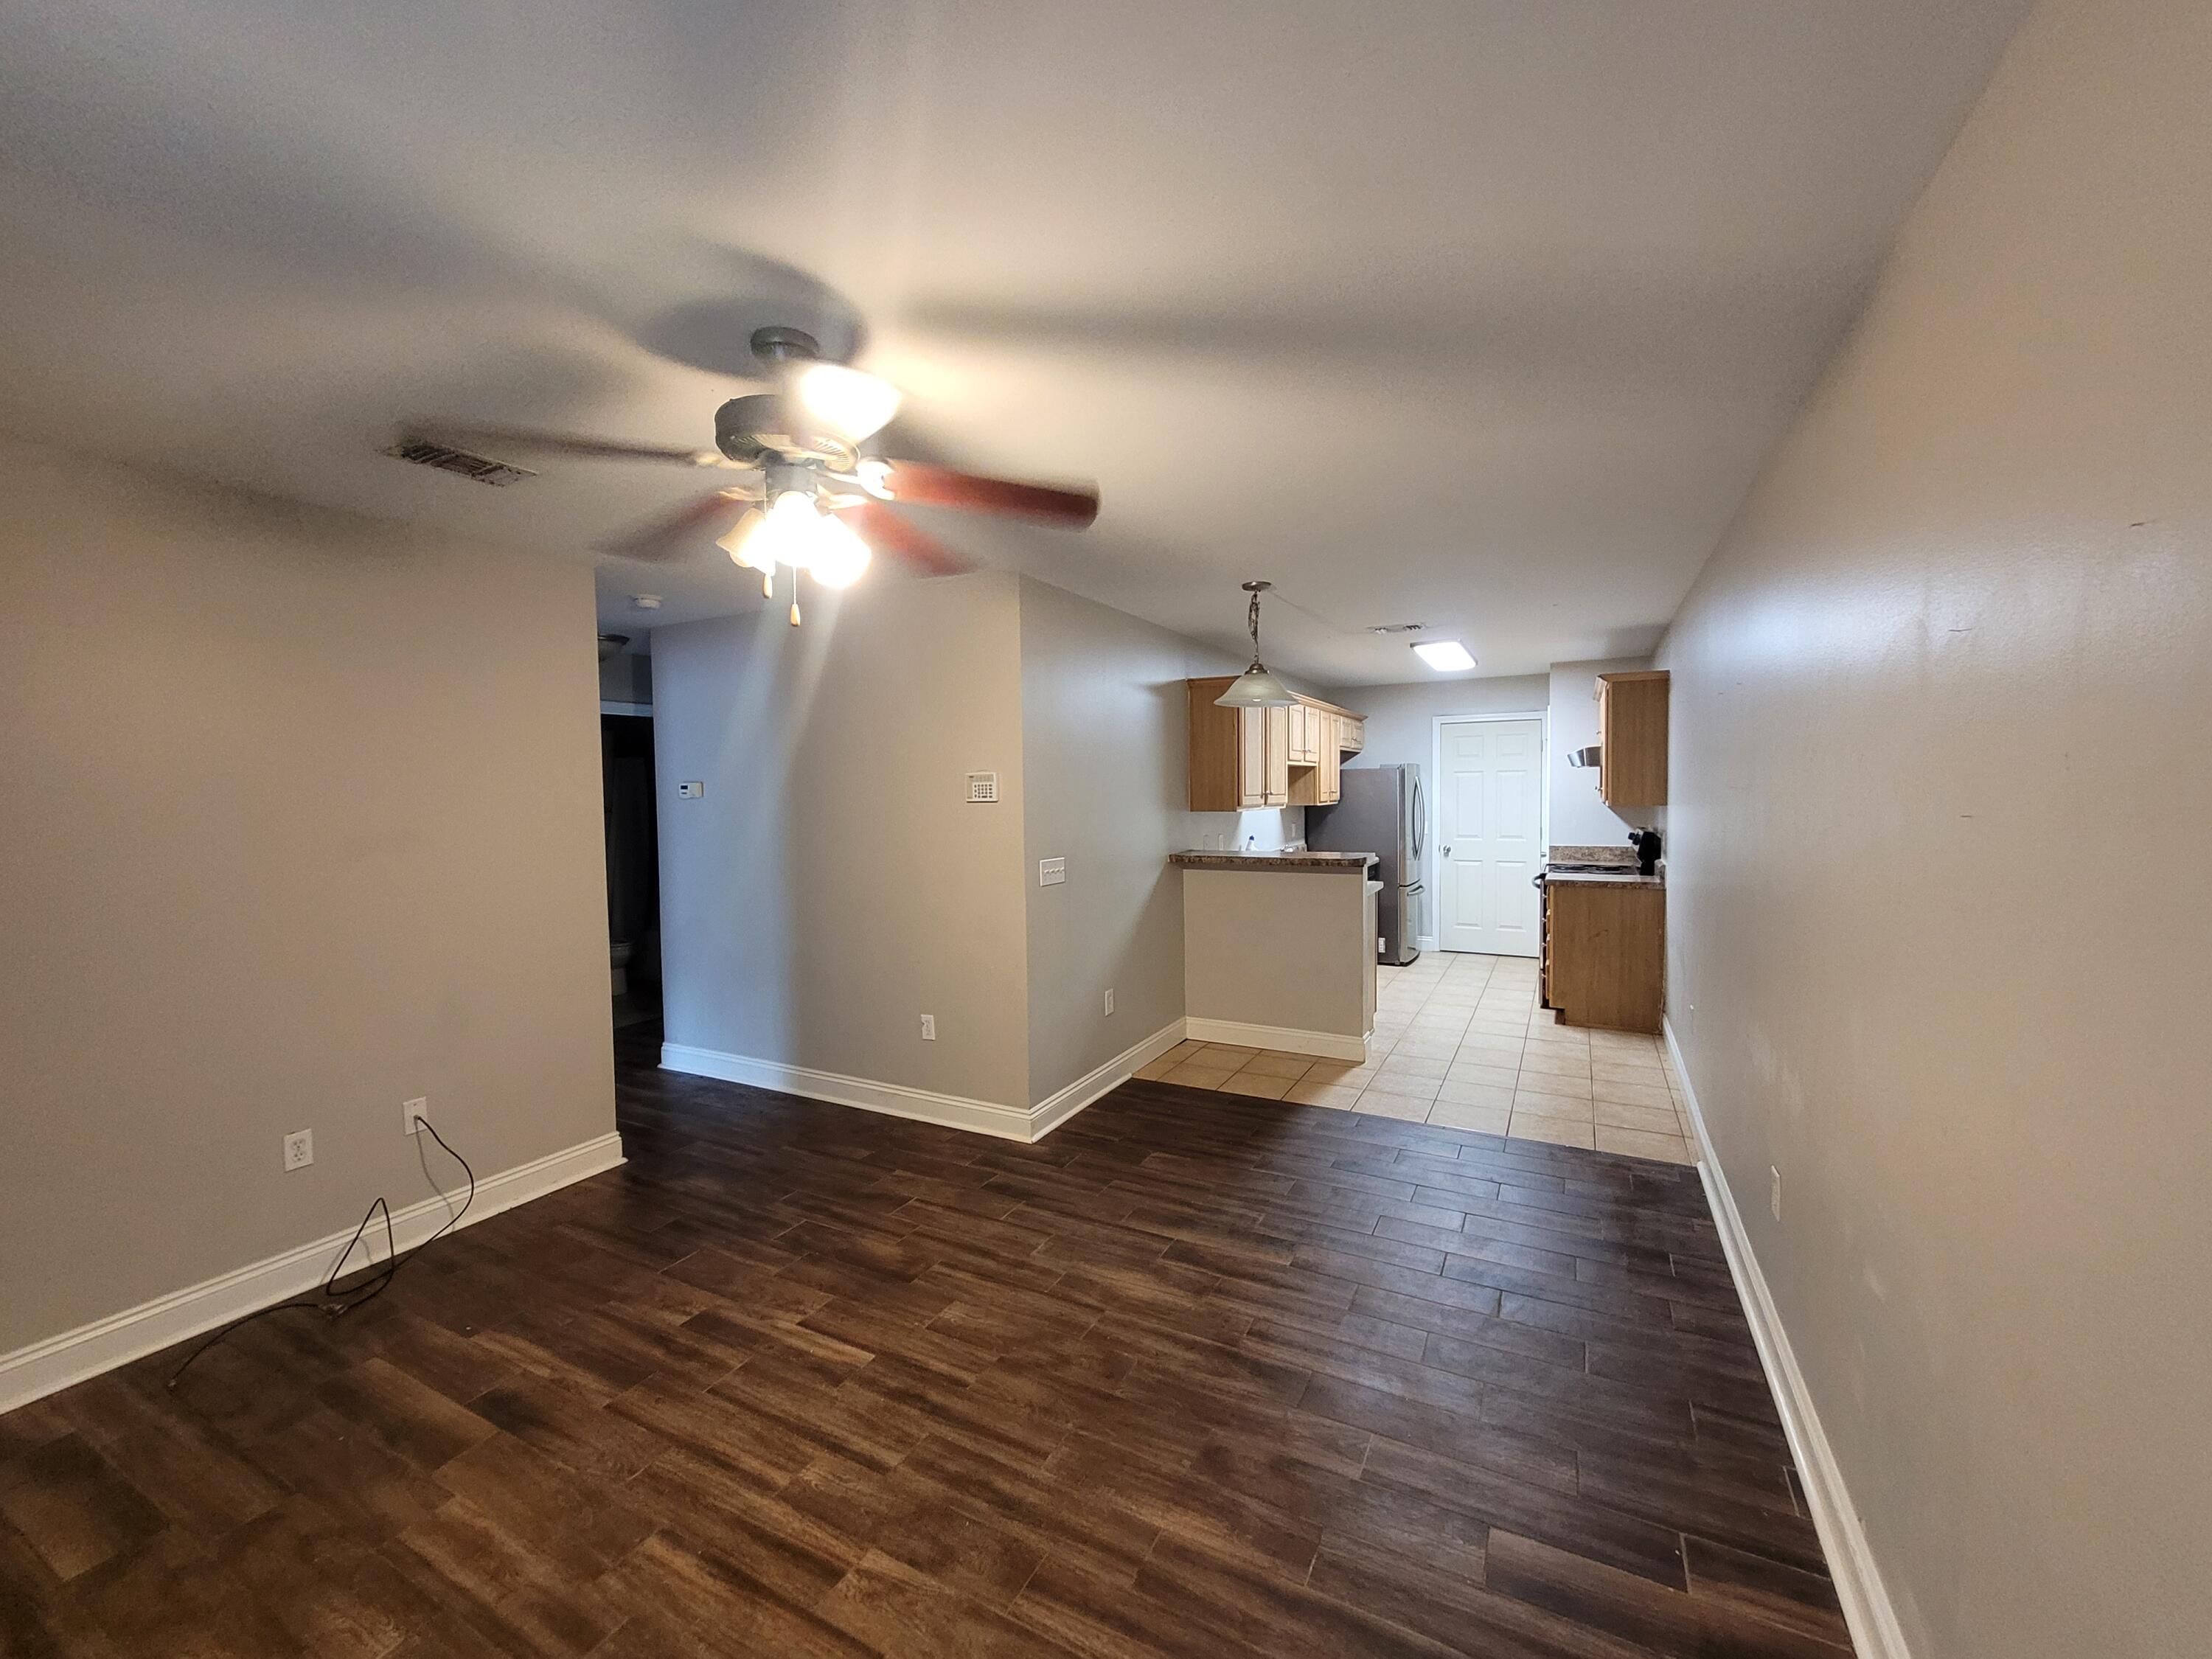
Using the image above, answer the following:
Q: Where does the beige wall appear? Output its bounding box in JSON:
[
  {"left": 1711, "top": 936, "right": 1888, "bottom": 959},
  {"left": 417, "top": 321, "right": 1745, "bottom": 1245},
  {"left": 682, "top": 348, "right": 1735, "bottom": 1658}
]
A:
[
  {"left": 1655, "top": 1, "right": 2211, "bottom": 1654},
  {"left": 1018, "top": 578, "right": 1193, "bottom": 1105},
  {"left": 652, "top": 574, "right": 1034, "bottom": 1107},
  {"left": 0, "top": 440, "right": 616, "bottom": 1355},
  {"left": 1182, "top": 869, "right": 1371, "bottom": 1040}
]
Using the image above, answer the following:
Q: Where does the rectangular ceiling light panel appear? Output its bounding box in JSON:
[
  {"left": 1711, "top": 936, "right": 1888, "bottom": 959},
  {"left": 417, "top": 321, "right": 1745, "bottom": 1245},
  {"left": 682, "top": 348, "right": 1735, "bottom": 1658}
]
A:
[{"left": 1412, "top": 640, "right": 1476, "bottom": 672}]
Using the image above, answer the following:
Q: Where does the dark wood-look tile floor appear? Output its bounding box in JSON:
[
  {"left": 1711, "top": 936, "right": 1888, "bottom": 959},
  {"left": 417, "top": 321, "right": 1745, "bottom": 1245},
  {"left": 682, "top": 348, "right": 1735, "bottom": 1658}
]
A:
[{"left": 0, "top": 1023, "right": 1851, "bottom": 1656}]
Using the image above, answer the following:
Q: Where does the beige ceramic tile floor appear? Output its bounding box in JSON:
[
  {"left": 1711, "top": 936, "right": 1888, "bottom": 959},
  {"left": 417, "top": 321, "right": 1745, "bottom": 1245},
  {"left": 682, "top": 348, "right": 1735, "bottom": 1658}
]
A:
[{"left": 1135, "top": 951, "right": 1700, "bottom": 1164}]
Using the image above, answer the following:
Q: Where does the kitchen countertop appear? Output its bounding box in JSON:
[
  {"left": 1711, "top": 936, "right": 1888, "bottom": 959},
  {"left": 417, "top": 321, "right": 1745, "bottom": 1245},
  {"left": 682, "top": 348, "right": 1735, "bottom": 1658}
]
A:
[
  {"left": 1543, "top": 866, "right": 1665, "bottom": 888},
  {"left": 1170, "top": 850, "right": 1379, "bottom": 872}
]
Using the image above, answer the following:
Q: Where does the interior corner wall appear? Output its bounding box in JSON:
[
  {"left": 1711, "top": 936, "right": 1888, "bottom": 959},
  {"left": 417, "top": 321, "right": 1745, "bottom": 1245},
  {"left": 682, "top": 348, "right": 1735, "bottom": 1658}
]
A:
[
  {"left": 0, "top": 439, "right": 616, "bottom": 1359},
  {"left": 653, "top": 573, "right": 1032, "bottom": 1110},
  {"left": 1016, "top": 577, "right": 1195, "bottom": 1106},
  {"left": 1654, "top": 0, "right": 2211, "bottom": 1653},
  {"left": 1545, "top": 658, "right": 1658, "bottom": 848}
]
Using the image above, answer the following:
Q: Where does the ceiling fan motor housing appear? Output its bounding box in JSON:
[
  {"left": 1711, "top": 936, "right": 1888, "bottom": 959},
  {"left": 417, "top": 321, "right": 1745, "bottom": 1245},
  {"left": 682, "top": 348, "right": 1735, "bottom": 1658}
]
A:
[{"left": 714, "top": 394, "right": 855, "bottom": 470}]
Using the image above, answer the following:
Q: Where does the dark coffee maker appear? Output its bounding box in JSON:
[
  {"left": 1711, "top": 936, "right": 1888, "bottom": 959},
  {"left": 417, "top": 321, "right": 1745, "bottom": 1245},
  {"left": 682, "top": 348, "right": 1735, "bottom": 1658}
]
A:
[{"left": 1627, "top": 828, "right": 1662, "bottom": 876}]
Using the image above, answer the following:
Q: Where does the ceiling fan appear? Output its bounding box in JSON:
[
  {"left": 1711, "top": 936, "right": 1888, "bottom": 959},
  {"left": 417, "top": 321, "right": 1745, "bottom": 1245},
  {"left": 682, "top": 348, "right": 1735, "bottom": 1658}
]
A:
[{"left": 402, "top": 326, "right": 1099, "bottom": 625}]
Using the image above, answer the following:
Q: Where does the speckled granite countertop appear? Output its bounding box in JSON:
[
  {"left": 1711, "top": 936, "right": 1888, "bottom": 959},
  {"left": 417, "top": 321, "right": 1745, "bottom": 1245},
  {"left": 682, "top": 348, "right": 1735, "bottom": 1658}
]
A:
[
  {"left": 1543, "top": 866, "right": 1665, "bottom": 888},
  {"left": 1170, "top": 850, "right": 1379, "bottom": 872}
]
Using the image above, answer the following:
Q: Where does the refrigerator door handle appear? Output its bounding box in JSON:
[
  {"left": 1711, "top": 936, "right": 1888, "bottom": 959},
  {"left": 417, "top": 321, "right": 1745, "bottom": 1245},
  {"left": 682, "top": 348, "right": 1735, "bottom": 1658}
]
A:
[{"left": 1410, "top": 775, "right": 1424, "bottom": 860}]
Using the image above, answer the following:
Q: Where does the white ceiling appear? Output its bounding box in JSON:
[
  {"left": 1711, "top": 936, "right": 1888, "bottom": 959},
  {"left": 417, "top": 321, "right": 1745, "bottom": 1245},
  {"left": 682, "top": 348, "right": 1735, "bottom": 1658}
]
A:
[{"left": 0, "top": 0, "right": 2031, "bottom": 682}]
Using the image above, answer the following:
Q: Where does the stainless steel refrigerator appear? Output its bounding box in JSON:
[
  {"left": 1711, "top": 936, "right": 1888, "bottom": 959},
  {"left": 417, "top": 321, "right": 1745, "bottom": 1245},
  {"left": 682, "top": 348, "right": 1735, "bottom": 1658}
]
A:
[{"left": 1306, "top": 764, "right": 1423, "bottom": 964}]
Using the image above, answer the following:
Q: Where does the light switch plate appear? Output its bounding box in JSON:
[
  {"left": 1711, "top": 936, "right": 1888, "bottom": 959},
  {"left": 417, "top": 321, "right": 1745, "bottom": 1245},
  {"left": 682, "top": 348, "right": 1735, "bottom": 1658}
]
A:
[{"left": 1038, "top": 857, "right": 1065, "bottom": 887}]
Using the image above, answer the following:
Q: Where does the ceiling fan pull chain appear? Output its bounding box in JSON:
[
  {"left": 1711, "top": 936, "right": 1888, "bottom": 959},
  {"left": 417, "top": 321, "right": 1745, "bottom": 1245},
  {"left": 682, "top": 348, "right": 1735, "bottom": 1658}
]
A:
[{"left": 790, "top": 569, "right": 802, "bottom": 627}]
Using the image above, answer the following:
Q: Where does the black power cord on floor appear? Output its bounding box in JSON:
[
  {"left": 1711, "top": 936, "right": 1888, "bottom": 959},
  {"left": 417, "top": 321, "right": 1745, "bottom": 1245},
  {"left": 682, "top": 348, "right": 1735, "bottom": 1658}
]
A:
[{"left": 166, "top": 1115, "right": 476, "bottom": 1388}]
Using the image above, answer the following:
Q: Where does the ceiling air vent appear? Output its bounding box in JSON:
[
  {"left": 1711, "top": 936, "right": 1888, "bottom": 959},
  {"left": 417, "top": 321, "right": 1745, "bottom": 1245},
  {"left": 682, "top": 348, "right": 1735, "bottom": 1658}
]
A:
[
  {"left": 381, "top": 438, "right": 536, "bottom": 486},
  {"left": 1366, "top": 622, "right": 1425, "bottom": 634}
]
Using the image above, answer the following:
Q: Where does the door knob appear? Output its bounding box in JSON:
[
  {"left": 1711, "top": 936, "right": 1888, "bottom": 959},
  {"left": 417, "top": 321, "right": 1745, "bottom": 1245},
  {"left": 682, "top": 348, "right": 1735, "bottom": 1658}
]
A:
[{"left": 1442, "top": 845, "right": 1450, "bottom": 855}]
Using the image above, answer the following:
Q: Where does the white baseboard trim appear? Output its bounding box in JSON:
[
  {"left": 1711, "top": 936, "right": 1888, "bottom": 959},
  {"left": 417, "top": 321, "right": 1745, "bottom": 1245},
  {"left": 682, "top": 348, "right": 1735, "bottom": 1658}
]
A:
[
  {"left": 1182, "top": 1016, "right": 1367, "bottom": 1063},
  {"left": 0, "top": 1130, "right": 626, "bottom": 1416},
  {"left": 661, "top": 1022, "right": 1184, "bottom": 1145},
  {"left": 1416, "top": 934, "right": 1438, "bottom": 952},
  {"left": 1029, "top": 1021, "right": 1187, "bottom": 1138},
  {"left": 660, "top": 1044, "right": 1035, "bottom": 1139},
  {"left": 1664, "top": 1020, "right": 1910, "bottom": 1659}
]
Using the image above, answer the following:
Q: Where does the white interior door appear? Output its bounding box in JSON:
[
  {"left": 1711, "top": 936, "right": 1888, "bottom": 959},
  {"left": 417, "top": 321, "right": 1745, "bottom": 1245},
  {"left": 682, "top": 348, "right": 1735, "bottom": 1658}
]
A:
[{"left": 1437, "top": 718, "right": 1543, "bottom": 956}]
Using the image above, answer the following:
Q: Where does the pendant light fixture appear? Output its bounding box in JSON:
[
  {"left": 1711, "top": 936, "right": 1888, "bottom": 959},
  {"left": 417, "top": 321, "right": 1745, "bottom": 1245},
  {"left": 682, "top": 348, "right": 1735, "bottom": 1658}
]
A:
[{"left": 1215, "top": 581, "right": 1298, "bottom": 707}]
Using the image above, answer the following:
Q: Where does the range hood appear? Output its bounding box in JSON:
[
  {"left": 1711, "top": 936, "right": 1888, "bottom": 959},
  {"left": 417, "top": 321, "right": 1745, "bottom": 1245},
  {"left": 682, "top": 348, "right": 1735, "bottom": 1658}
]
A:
[{"left": 1566, "top": 745, "right": 1602, "bottom": 768}]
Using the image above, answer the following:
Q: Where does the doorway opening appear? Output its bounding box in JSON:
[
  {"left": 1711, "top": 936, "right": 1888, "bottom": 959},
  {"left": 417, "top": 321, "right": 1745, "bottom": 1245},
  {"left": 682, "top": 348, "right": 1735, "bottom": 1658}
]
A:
[
  {"left": 1432, "top": 714, "right": 1545, "bottom": 956},
  {"left": 602, "top": 701, "right": 661, "bottom": 1034}
]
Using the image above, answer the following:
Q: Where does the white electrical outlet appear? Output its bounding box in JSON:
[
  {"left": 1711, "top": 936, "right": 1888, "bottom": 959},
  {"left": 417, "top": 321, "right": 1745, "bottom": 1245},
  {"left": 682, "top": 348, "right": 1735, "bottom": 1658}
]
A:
[
  {"left": 1038, "top": 856, "right": 1066, "bottom": 887},
  {"left": 1769, "top": 1166, "right": 1783, "bottom": 1222},
  {"left": 282, "top": 1130, "right": 314, "bottom": 1171},
  {"left": 403, "top": 1096, "right": 428, "bottom": 1136},
  {"left": 1103, "top": 987, "right": 1115, "bottom": 1015},
  {"left": 919, "top": 1014, "right": 936, "bottom": 1041}
]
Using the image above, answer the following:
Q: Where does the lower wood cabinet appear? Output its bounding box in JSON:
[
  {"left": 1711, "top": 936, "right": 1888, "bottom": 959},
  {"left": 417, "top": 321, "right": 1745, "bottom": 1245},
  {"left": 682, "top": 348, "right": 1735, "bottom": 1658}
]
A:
[{"left": 1541, "top": 882, "right": 1664, "bottom": 1034}]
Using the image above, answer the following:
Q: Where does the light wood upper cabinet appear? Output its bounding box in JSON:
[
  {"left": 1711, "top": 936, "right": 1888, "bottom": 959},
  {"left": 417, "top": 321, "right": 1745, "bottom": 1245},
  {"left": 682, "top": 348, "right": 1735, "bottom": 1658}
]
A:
[
  {"left": 1189, "top": 681, "right": 1362, "bottom": 812},
  {"left": 1239, "top": 700, "right": 1271, "bottom": 807},
  {"left": 1317, "top": 711, "right": 1342, "bottom": 804},
  {"left": 1337, "top": 715, "right": 1366, "bottom": 756},
  {"left": 1262, "top": 704, "right": 1290, "bottom": 806},
  {"left": 1596, "top": 670, "right": 1669, "bottom": 807}
]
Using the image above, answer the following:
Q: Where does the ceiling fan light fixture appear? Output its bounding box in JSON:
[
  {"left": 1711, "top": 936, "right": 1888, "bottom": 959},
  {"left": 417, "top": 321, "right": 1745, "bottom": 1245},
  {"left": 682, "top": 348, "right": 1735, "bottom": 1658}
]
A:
[
  {"left": 854, "top": 456, "right": 896, "bottom": 499},
  {"left": 739, "top": 489, "right": 827, "bottom": 570},
  {"left": 715, "top": 506, "right": 765, "bottom": 568},
  {"left": 793, "top": 362, "right": 901, "bottom": 442},
  {"left": 808, "top": 515, "right": 874, "bottom": 588},
  {"left": 1412, "top": 639, "right": 1477, "bottom": 672}
]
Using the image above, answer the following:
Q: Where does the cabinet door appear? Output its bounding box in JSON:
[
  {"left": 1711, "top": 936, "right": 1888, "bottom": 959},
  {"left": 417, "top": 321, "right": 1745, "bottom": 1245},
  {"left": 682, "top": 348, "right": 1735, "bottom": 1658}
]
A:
[
  {"left": 1317, "top": 712, "right": 1341, "bottom": 804},
  {"left": 1338, "top": 715, "right": 1366, "bottom": 756},
  {"left": 1238, "top": 706, "right": 1268, "bottom": 807},
  {"left": 1264, "top": 704, "right": 1290, "bottom": 805},
  {"left": 1596, "top": 672, "right": 1669, "bottom": 806}
]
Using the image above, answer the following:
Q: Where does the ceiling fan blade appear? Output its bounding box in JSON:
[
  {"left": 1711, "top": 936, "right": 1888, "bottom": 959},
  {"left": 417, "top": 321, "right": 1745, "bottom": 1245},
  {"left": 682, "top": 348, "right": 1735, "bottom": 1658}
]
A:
[
  {"left": 410, "top": 422, "right": 729, "bottom": 467},
  {"left": 873, "top": 460, "right": 1098, "bottom": 528},
  {"left": 839, "top": 501, "right": 970, "bottom": 577},
  {"left": 599, "top": 490, "right": 749, "bottom": 563}
]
